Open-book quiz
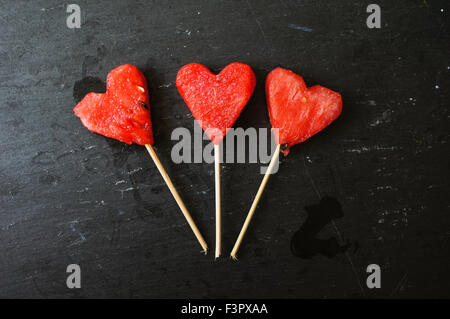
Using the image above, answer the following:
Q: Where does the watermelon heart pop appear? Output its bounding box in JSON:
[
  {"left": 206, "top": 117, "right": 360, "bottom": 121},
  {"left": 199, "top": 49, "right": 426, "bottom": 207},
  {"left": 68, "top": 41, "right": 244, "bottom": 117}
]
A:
[
  {"left": 176, "top": 62, "right": 256, "bottom": 258},
  {"left": 74, "top": 64, "right": 208, "bottom": 253},
  {"left": 230, "top": 67, "right": 342, "bottom": 259},
  {"left": 74, "top": 64, "right": 153, "bottom": 145}
]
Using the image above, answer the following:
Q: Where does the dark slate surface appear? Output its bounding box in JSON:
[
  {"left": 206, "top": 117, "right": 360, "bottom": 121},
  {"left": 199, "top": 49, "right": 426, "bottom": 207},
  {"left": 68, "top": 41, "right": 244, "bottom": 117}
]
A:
[{"left": 0, "top": 0, "right": 449, "bottom": 298}]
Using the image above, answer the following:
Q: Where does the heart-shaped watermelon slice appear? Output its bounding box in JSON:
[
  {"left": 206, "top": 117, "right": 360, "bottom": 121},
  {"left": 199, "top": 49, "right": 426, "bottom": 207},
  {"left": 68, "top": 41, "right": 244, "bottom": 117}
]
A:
[
  {"left": 74, "top": 64, "right": 154, "bottom": 145},
  {"left": 266, "top": 67, "right": 342, "bottom": 155},
  {"left": 176, "top": 63, "right": 256, "bottom": 144}
]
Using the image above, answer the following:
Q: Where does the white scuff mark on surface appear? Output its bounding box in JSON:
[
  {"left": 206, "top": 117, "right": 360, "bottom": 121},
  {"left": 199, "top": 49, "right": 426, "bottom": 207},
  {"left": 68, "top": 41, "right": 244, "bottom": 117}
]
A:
[
  {"left": 68, "top": 221, "right": 86, "bottom": 246},
  {"left": 95, "top": 200, "right": 106, "bottom": 206},
  {"left": 376, "top": 185, "right": 398, "bottom": 191},
  {"left": 196, "top": 189, "right": 209, "bottom": 195},
  {"left": 1, "top": 222, "right": 17, "bottom": 231},
  {"left": 391, "top": 272, "right": 408, "bottom": 296},
  {"left": 76, "top": 187, "right": 90, "bottom": 193},
  {"left": 345, "top": 145, "right": 399, "bottom": 153},
  {"left": 40, "top": 4, "right": 64, "bottom": 12},
  {"left": 127, "top": 167, "right": 142, "bottom": 175},
  {"left": 370, "top": 110, "right": 392, "bottom": 127},
  {"left": 288, "top": 24, "right": 313, "bottom": 32},
  {"left": 246, "top": 0, "right": 267, "bottom": 42}
]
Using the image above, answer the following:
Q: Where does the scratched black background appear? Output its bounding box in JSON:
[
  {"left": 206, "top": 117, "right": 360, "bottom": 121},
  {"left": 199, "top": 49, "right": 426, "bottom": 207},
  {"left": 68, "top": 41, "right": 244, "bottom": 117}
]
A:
[{"left": 0, "top": 0, "right": 449, "bottom": 298}]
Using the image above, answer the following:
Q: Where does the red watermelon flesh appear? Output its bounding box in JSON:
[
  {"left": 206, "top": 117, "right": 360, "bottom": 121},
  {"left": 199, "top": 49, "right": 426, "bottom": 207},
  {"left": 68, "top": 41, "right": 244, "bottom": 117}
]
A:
[
  {"left": 74, "top": 64, "right": 154, "bottom": 145},
  {"left": 266, "top": 67, "right": 342, "bottom": 156},
  {"left": 176, "top": 63, "right": 256, "bottom": 144}
]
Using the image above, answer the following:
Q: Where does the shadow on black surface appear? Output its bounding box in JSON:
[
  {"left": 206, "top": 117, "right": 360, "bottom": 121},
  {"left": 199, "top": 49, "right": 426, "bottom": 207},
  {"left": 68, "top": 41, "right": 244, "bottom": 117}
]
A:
[
  {"left": 291, "top": 196, "right": 349, "bottom": 259},
  {"left": 73, "top": 76, "right": 106, "bottom": 103}
]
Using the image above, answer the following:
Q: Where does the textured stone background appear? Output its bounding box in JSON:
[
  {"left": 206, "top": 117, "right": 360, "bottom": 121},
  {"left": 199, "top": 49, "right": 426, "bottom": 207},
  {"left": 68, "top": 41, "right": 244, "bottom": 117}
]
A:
[{"left": 0, "top": 0, "right": 449, "bottom": 298}]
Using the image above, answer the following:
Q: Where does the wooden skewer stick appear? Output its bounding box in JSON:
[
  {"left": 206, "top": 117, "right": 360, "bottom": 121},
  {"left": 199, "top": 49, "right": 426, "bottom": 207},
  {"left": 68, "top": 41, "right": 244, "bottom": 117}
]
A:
[
  {"left": 145, "top": 144, "right": 208, "bottom": 254},
  {"left": 214, "top": 144, "right": 222, "bottom": 259},
  {"left": 230, "top": 144, "right": 281, "bottom": 260}
]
